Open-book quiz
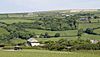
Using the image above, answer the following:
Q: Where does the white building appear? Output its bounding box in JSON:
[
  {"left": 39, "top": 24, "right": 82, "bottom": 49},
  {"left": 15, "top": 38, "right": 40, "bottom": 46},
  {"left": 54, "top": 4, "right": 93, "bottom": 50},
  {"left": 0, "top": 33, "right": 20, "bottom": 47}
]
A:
[
  {"left": 27, "top": 38, "right": 40, "bottom": 46},
  {"left": 90, "top": 40, "right": 99, "bottom": 44}
]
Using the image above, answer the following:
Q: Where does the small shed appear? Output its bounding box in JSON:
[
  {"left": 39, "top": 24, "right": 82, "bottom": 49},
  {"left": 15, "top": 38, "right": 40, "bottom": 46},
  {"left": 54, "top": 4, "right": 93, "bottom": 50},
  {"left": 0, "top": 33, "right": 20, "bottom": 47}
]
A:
[
  {"left": 90, "top": 40, "right": 99, "bottom": 44},
  {"left": 80, "top": 18, "right": 88, "bottom": 21},
  {"left": 27, "top": 38, "right": 40, "bottom": 46}
]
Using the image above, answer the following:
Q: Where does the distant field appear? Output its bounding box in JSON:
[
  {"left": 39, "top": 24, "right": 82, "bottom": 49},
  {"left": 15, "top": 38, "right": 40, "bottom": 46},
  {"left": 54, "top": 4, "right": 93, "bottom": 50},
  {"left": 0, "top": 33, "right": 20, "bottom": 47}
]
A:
[
  {"left": 26, "top": 29, "right": 78, "bottom": 36},
  {"left": 93, "top": 29, "right": 100, "bottom": 34},
  {"left": 36, "top": 34, "right": 100, "bottom": 42},
  {"left": 0, "top": 19, "right": 35, "bottom": 24},
  {"left": 78, "top": 19, "right": 100, "bottom": 23},
  {"left": 79, "top": 23, "right": 100, "bottom": 29},
  {"left": 81, "top": 33, "right": 100, "bottom": 40},
  {"left": 36, "top": 37, "right": 77, "bottom": 42},
  {"left": 0, "top": 49, "right": 100, "bottom": 57}
]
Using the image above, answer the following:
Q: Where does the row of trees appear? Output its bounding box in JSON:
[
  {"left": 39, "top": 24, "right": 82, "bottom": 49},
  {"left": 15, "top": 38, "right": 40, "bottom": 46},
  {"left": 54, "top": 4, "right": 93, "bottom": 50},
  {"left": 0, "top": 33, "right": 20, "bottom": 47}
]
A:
[
  {"left": 44, "top": 39, "right": 100, "bottom": 51},
  {"left": 0, "top": 22, "right": 61, "bottom": 40}
]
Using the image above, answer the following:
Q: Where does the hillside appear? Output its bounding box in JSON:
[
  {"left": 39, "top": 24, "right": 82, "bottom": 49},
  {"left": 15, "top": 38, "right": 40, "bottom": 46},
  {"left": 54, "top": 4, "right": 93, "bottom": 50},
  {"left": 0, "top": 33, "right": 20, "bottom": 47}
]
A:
[{"left": 0, "top": 9, "right": 99, "bottom": 47}]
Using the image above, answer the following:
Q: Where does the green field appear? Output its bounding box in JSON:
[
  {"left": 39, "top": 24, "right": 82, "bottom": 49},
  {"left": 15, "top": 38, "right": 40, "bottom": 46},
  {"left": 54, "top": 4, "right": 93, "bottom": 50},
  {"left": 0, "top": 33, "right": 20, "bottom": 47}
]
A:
[
  {"left": 0, "top": 49, "right": 100, "bottom": 57},
  {"left": 81, "top": 33, "right": 100, "bottom": 40},
  {"left": 79, "top": 23, "right": 100, "bottom": 29},
  {"left": 0, "top": 19, "right": 35, "bottom": 24},
  {"left": 36, "top": 37, "right": 78, "bottom": 42},
  {"left": 26, "top": 29, "right": 77, "bottom": 36},
  {"left": 93, "top": 29, "right": 100, "bottom": 34}
]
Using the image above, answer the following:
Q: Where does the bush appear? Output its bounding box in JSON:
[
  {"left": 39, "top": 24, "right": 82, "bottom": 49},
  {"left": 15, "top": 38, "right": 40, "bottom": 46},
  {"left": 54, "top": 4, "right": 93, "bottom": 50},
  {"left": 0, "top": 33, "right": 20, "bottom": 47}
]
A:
[
  {"left": 44, "top": 32, "right": 50, "bottom": 38},
  {"left": 85, "top": 28, "right": 93, "bottom": 34},
  {"left": 54, "top": 33, "right": 60, "bottom": 37}
]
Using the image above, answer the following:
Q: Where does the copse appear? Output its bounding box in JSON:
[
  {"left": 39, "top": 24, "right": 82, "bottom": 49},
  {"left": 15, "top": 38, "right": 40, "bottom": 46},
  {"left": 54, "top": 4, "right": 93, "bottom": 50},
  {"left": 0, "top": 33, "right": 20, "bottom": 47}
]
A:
[{"left": 44, "top": 39, "right": 99, "bottom": 51}]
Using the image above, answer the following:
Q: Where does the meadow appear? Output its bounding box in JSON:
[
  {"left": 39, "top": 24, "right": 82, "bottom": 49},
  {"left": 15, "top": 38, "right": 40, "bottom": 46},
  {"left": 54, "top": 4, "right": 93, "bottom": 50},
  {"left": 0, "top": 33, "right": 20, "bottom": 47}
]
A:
[
  {"left": 25, "top": 29, "right": 77, "bottom": 36},
  {"left": 0, "top": 19, "right": 35, "bottom": 24},
  {"left": 0, "top": 49, "right": 100, "bottom": 57},
  {"left": 93, "top": 29, "right": 100, "bottom": 34}
]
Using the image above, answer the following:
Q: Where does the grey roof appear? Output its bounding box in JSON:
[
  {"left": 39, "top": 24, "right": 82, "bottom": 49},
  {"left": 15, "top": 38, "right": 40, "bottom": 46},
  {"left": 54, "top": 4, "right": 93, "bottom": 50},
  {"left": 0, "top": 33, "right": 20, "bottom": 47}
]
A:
[{"left": 27, "top": 38, "right": 38, "bottom": 42}]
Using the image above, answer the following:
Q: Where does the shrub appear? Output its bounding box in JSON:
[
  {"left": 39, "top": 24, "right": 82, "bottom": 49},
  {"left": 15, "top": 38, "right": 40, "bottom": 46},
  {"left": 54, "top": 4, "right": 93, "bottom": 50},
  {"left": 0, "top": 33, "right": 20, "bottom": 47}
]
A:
[
  {"left": 54, "top": 33, "right": 60, "bottom": 37},
  {"left": 85, "top": 28, "right": 93, "bottom": 34}
]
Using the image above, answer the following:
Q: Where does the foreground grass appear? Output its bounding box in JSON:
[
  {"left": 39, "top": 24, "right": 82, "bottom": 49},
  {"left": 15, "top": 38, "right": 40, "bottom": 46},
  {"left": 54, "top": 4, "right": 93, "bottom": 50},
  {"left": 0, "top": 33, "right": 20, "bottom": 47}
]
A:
[{"left": 0, "top": 49, "right": 100, "bottom": 57}]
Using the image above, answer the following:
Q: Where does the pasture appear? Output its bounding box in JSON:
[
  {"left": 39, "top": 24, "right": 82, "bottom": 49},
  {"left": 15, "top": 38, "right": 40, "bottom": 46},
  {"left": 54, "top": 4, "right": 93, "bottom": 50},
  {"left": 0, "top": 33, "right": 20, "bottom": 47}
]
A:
[
  {"left": 0, "top": 49, "right": 100, "bottom": 57},
  {"left": 93, "top": 29, "right": 100, "bottom": 34},
  {"left": 0, "top": 19, "right": 35, "bottom": 24},
  {"left": 25, "top": 29, "right": 77, "bottom": 36},
  {"left": 79, "top": 23, "right": 100, "bottom": 29}
]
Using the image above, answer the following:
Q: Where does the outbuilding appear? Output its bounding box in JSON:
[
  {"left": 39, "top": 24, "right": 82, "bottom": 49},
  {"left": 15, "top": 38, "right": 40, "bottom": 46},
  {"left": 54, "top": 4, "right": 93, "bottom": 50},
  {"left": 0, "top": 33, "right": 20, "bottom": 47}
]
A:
[{"left": 27, "top": 38, "right": 40, "bottom": 46}]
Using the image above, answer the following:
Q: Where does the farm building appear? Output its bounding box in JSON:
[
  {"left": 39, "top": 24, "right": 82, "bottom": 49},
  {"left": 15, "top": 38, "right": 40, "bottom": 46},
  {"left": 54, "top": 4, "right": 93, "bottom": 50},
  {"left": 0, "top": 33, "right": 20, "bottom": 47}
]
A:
[
  {"left": 27, "top": 38, "right": 40, "bottom": 46},
  {"left": 90, "top": 40, "right": 99, "bottom": 44},
  {"left": 80, "top": 18, "right": 88, "bottom": 21}
]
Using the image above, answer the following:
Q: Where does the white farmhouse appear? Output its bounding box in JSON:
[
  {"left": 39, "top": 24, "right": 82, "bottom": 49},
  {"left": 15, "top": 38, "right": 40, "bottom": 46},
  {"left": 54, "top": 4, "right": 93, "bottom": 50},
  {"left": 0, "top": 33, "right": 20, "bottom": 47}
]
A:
[{"left": 27, "top": 38, "right": 40, "bottom": 46}]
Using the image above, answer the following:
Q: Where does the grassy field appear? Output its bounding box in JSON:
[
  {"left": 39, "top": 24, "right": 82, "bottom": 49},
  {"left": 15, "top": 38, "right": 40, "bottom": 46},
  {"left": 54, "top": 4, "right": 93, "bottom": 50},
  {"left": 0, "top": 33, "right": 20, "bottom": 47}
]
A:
[
  {"left": 0, "top": 19, "right": 35, "bottom": 24},
  {"left": 93, "top": 29, "right": 100, "bottom": 34},
  {"left": 26, "top": 29, "right": 77, "bottom": 36},
  {"left": 36, "top": 37, "right": 78, "bottom": 42},
  {"left": 36, "top": 34, "right": 100, "bottom": 42},
  {"left": 79, "top": 23, "right": 100, "bottom": 29},
  {"left": 0, "top": 49, "right": 100, "bottom": 57},
  {"left": 81, "top": 33, "right": 100, "bottom": 40}
]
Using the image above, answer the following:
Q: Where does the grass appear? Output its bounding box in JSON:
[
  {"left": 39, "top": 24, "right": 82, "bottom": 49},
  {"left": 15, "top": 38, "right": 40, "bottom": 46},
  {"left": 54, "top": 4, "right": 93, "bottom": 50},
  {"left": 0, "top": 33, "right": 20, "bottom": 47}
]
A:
[
  {"left": 26, "top": 29, "right": 77, "bottom": 36},
  {"left": 0, "top": 49, "right": 100, "bottom": 57},
  {"left": 10, "top": 38, "right": 26, "bottom": 45},
  {"left": 81, "top": 33, "right": 100, "bottom": 40},
  {"left": 79, "top": 23, "right": 100, "bottom": 29},
  {"left": 93, "top": 29, "right": 100, "bottom": 34},
  {"left": 36, "top": 37, "right": 78, "bottom": 42},
  {"left": 0, "top": 19, "right": 35, "bottom": 24},
  {"left": 36, "top": 34, "right": 100, "bottom": 42}
]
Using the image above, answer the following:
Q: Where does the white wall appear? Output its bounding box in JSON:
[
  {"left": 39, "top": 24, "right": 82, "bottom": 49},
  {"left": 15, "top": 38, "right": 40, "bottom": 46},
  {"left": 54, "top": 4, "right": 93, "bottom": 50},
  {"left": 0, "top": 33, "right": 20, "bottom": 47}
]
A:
[{"left": 31, "top": 43, "right": 40, "bottom": 46}]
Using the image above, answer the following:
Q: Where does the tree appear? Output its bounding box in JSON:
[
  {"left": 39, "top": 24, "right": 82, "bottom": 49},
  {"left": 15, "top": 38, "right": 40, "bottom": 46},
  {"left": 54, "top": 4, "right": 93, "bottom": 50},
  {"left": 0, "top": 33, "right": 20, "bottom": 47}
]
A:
[
  {"left": 44, "top": 32, "right": 50, "bottom": 38},
  {"left": 54, "top": 33, "right": 60, "bottom": 37},
  {"left": 85, "top": 28, "right": 93, "bottom": 34},
  {"left": 77, "top": 29, "right": 83, "bottom": 39},
  {"left": 39, "top": 33, "right": 44, "bottom": 38},
  {"left": 87, "top": 16, "right": 92, "bottom": 23}
]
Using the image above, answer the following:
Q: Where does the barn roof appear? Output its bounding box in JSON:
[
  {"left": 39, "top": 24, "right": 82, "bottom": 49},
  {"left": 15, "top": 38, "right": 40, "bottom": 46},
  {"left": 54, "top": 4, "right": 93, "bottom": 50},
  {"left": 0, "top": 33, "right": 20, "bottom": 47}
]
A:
[{"left": 27, "top": 38, "right": 38, "bottom": 42}]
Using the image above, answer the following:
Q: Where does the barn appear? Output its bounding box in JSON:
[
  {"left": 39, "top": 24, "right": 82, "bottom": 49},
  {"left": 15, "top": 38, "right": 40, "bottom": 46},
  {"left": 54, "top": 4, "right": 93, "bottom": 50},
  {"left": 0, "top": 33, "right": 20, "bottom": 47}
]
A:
[{"left": 27, "top": 38, "right": 40, "bottom": 46}]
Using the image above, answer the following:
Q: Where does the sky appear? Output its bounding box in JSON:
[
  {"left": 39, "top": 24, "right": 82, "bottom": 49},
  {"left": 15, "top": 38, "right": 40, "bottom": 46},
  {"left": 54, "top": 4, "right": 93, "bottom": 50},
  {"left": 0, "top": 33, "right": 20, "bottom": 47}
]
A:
[{"left": 0, "top": 0, "right": 100, "bottom": 13}]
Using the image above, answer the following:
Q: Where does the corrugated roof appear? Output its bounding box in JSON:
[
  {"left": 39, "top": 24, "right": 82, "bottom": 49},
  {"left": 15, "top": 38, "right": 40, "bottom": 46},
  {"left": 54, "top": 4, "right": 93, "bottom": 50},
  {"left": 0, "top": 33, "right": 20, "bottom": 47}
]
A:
[{"left": 27, "top": 38, "right": 38, "bottom": 42}]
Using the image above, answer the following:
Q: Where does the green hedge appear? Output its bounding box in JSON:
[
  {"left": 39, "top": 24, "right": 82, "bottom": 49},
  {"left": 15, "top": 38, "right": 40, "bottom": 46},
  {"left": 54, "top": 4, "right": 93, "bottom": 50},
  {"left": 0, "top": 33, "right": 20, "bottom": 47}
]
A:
[{"left": 3, "top": 46, "right": 43, "bottom": 50}]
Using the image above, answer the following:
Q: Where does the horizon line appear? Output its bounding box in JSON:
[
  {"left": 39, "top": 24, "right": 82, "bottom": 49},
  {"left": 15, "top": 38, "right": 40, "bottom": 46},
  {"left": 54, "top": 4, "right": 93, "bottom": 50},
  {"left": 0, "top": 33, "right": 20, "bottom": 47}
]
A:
[{"left": 0, "top": 8, "right": 99, "bottom": 14}]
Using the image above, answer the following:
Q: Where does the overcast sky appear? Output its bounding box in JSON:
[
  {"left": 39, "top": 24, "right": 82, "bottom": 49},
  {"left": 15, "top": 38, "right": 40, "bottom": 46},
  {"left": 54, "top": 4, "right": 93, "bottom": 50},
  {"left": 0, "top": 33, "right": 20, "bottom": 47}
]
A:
[{"left": 0, "top": 0, "right": 100, "bottom": 13}]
